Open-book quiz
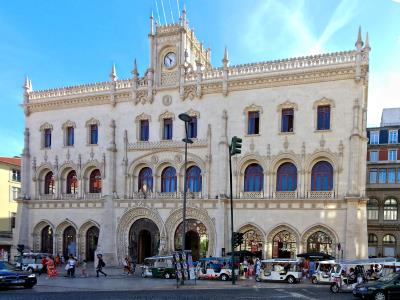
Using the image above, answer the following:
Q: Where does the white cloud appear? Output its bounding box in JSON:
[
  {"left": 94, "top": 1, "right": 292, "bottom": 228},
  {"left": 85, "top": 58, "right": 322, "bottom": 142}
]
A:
[{"left": 392, "top": 0, "right": 400, "bottom": 3}]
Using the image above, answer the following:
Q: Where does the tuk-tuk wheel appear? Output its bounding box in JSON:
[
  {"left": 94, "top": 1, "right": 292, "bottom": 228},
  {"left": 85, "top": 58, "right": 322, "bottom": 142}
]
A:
[
  {"left": 164, "top": 273, "right": 171, "bottom": 279},
  {"left": 287, "top": 275, "right": 296, "bottom": 284},
  {"left": 141, "top": 272, "right": 146, "bottom": 278},
  {"left": 374, "top": 291, "right": 386, "bottom": 300},
  {"left": 330, "top": 283, "right": 339, "bottom": 293},
  {"left": 255, "top": 276, "right": 261, "bottom": 282},
  {"left": 311, "top": 277, "right": 318, "bottom": 284},
  {"left": 220, "top": 274, "right": 229, "bottom": 281}
]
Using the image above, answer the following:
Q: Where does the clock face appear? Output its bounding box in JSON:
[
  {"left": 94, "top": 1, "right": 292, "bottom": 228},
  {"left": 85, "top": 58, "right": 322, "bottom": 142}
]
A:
[{"left": 164, "top": 52, "right": 176, "bottom": 68}]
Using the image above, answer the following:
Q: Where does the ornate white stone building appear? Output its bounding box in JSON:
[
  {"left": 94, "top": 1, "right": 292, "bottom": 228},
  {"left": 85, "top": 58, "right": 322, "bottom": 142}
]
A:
[{"left": 14, "top": 10, "right": 371, "bottom": 265}]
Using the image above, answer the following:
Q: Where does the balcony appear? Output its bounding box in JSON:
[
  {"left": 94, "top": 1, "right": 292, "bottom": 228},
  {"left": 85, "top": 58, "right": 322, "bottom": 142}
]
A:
[
  {"left": 307, "top": 191, "right": 335, "bottom": 199},
  {"left": 38, "top": 194, "right": 56, "bottom": 200},
  {"left": 61, "top": 193, "right": 80, "bottom": 200},
  {"left": 84, "top": 193, "right": 102, "bottom": 200},
  {"left": 240, "top": 192, "right": 265, "bottom": 199},
  {"left": 273, "top": 191, "right": 298, "bottom": 199},
  {"left": 156, "top": 192, "right": 180, "bottom": 199}
]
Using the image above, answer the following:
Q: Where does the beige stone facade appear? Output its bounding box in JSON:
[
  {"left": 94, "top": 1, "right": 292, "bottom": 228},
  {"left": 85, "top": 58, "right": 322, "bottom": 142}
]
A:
[{"left": 14, "top": 11, "right": 370, "bottom": 265}]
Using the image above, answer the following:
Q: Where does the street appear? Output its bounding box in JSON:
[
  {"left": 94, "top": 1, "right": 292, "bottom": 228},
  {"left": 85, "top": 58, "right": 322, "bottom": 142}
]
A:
[{"left": 0, "top": 287, "right": 355, "bottom": 300}]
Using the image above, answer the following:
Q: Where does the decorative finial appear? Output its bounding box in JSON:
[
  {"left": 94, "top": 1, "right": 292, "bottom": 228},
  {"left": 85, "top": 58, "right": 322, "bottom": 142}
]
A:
[
  {"left": 222, "top": 46, "right": 229, "bottom": 68},
  {"left": 24, "top": 76, "right": 30, "bottom": 90},
  {"left": 364, "top": 32, "right": 371, "bottom": 51},
  {"left": 132, "top": 59, "right": 138, "bottom": 78},
  {"left": 150, "top": 11, "right": 154, "bottom": 35},
  {"left": 182, "top": 3, "right": 187, "bottom": 25},
  {"left": 110, "top": 63, "right": 117, "bottom": 82},
  {"left": 355, "top": 26, "right": 363, "bottom": 49}
]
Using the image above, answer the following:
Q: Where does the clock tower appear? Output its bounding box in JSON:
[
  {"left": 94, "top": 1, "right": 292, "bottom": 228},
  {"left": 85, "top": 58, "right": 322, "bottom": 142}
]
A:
[{"left": 147, "top": 8, "right": 212, "bottom": 95}]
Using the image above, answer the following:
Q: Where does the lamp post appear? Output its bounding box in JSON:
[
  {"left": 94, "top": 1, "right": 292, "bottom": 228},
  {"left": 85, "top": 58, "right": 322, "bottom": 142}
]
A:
[{"left": 178, "top": 113, "right": 193, "bottom": 285}]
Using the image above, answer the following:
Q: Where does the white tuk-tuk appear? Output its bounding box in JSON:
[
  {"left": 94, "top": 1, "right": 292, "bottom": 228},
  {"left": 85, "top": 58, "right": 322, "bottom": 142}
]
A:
[
  {"left": 196, "top": 257, "right": 236, "bottom": 281},
  {"left": 311, "top": 260, "right": 335, "bottom": 284},
  {"left": 255, "top": 259, "right": 302, "bottom": 284},
  {"left": 329, "top": 258, "right": 396, "bottom": 294}
]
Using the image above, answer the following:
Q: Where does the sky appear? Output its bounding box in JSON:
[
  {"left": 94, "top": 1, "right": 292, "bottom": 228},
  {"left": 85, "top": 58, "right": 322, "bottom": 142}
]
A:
[{"left": 0, "top": 0, "right": 399, "bottom": 157}]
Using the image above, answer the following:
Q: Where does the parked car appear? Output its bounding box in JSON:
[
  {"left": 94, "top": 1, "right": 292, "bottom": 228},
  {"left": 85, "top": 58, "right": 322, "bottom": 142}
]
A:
[
  {"left": 141, "top": 256, "right": 175, "bottom": 279},
  {"left": 0, "top": 261, "right": 37, "bottom": 289},
  {"left": 353, "top": 272, "right": 400, "bottom": 300}
]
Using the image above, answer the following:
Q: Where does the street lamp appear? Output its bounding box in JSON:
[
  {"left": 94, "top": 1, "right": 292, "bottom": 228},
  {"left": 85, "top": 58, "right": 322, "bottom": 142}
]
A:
[{"left": 178, "top": 113, "right": 193, "bottom": 285}]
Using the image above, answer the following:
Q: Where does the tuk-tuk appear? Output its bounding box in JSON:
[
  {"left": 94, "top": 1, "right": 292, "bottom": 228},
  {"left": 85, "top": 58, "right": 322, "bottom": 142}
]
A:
[
  {"left": 196, "top": 257, "right": 236, "bottom": 281},
  {"left": 311, "top": 260, "right": 335, "bottom": 284},
  {"left": 329, "top": 258, "right": 396, "bottom": 294},
  {"left": 255, "top": 259, "right": 302, "bottom": 284},
  {"left": 141, "top": 255, "right": 175, "bottom": 279}
]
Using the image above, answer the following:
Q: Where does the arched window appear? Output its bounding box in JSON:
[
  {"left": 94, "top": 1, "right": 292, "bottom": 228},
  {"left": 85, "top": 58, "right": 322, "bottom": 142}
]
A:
[
  {"left": 66, "top": 170, "right": 78, "bottom": 194},
  {"left": 311, "top": 161, "right": 333, "bottom": 191},
  {"left": 383, "top": 199, "right": 398, "bottom": 220},
  {"left": 89, "top": 169, "right": 102, "bottom": 193},
  {"left": 244, "top": 164, "right": 263, "bottom": 192},
  {"left": 306, "top": 231, "right": 333, "bottom": 254},
  {"left": 186, "top": 166, "right": 202, "bottom": 193},
  {"left": 161, "top": 167, "right": 177, "bottom": 193},
  {"left": 44, "top": 171, "right": 55, "bottom": 194},
  {"left": 276, "top": 162, "right": 297, "bottom": 191},
  {"left": 383, "top": 234, "right": 396, "bottom": 257},
  {"left": 138, "top": 167, "right": 153, "bottom": 192},
  {"left": 272, "top": 230, "right": 297, "bottom": 258},
  {"left": 367, "top": 199, "right": 379, "bottom": 220},
  {"left": 368, "top": 234, "right": 378, "bottom": 243},
  {"left": 383, "top": 234, "right": 396, "bottom": 244}
]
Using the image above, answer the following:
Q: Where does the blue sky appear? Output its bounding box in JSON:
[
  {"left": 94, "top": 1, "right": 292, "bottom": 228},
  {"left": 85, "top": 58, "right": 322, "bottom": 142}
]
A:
[{"left": 0, "top": 0, "right": 399, "bottom": 156}]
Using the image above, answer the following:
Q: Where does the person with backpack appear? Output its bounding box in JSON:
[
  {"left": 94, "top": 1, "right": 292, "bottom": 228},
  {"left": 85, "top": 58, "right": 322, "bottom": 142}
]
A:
[{"left": 96, "top": 254, "right": 107, "bottom": 277}]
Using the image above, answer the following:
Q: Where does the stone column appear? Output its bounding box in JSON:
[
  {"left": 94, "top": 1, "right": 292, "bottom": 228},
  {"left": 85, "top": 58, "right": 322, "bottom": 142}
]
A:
[
  {"left": 344, "top": 198, "right": 368, "bottom": 259},
  {"left": 11, "top": 200, "right": 30, "bottom": 260}
]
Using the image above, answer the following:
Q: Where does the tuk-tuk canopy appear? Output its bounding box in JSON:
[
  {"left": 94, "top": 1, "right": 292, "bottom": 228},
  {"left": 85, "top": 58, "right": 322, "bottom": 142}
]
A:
[
  {"left": 334, "top": 257, "right": 396, "bottom": 266},
  {"left": 261, "top": 259, "right": 300, "bottom": 264}
]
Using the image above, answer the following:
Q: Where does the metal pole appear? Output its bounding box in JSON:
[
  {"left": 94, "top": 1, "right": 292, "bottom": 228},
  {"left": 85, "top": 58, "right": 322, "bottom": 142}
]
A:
[
  {"left": 229, "top": 147, "right": 235, "bottom": 285},
  {"left": 181, "top": 122, "right": 188, "bottom": 285}
]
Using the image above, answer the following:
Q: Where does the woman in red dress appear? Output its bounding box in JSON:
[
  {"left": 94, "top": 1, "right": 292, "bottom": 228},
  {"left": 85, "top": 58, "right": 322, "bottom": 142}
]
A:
[{"left": 46, "top": 255, "right": 58, "bottom": 278}]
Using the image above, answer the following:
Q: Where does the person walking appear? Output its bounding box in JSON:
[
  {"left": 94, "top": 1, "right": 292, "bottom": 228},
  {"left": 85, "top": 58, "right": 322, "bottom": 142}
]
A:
[
  {"left": 81, "top": 259, "right": 88, "bottom": 277},
  {"left": 96, "top": 254, "right": 107, "bottom": 277},
  {"left": 46, "top": 255, "right": 57, "bottom": 278},
  {"left": 39, "top": 256, "right": 47, "bottom": 276},
  {"left": 55, "top": 254, "right": 61, "bottom": 267},
  {"left": 66, "top": 254, "right": 76, "bottom": 278}
]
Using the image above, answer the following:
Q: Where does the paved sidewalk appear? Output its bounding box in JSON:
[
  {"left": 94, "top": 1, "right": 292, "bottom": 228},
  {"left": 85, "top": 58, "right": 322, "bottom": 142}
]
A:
[{"left": 32, "top": 263, "right": 330, "bottom": 293}]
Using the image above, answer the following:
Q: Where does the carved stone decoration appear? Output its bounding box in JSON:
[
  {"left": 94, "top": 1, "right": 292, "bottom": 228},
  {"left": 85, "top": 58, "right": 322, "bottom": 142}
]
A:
[
  {"left": 313, "top": 97, "right": 335, "bottom": 109},
  {"left": 320, "top": 135, "right": 326, "bottom": 148},
  {"left": 151, "top": 155, "right": 159, "bottom": 165},
  {"left": 158, "top": 111, "right": 175, "bottom": 122},
  {"left": 183, "top": 85, "right": 196, "bottom": 100},
  {"left": 243, "top": 103, "right": 263, "bottom": 115},
  {"left": 339, "top": 140, "right": 344, "bottom": 156},
  {"left": 54, "top": 156, "right": 59, "bottom": 170},
  {"left": 174, "top": 154, "right": 182, "bottom": 164},
  {"left": 135, "top": 113, "right": 151, "bottom": 123},
  {"left": 300, "top": 225, "right": 338, "bottom": 257},
  {"left": 32, "top": 157, "right": 37, "bottom": 171},
  {"left": 164, "top": 207, "right": 216, "bottom": 257},
  {"left": 283, "top": 136, "right": 289, "bottom": 150},
  {"left": 267, "top": 144, "right": 271, "bottom": 160},
  {"left": 301, "top": 142, "right": 306, "bottom": 158},
  {"left": 162, "top": 95, "right": 172, "bottom": 106},
  {"left": 276, "top": 100, "right": 298, "bottom": 112},
  {"left": 187, "top": 109, "right": 200, "bottom": 118},
  {"left": 116, "top": 207, "right": 166, "bottom": 265}
]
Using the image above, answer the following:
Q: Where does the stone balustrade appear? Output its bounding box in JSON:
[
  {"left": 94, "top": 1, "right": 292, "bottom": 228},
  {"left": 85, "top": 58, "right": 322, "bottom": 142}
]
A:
[{"left": 84, "top": 193, "right": 102, "bottom": 200}]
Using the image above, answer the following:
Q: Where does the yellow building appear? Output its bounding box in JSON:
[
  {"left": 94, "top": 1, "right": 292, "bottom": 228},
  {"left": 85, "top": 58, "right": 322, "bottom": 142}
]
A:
[{"left": 0, "top": 157, "right": 21, "bottom": 260}]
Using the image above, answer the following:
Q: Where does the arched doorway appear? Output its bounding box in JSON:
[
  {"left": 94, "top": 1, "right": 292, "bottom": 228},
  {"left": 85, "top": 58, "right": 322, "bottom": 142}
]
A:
[
  {"left": 239, "top": 227, "right": 263, "bottom": 258},
  {"left": 86, "top": 226, "right": 99, "bottom": 261},
  {"left": 272, "top": 230, "right": 297, "bottom": 258},
  {"left": 306, "top": 231, "right": 333, "bottom": 254},
  {"left": 63, "top": 226, "right": 76, "bottom": 257},
  {"left": 41, "top": 225, "right": 53, "bottom": 254},
  {"left": 174, "top": 219, "right": 208, "bottom": 261},
  {"left": 128, "top": 219, "right": 160, "bottom": 264}
]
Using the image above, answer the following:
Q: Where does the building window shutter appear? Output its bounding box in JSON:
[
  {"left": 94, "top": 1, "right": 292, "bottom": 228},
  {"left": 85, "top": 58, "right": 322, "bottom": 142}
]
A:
[
  {"left": 379, "top": 129, "right": 388, "bottom": 144},
  {"left": 367, "top": 131, "right": 370, "bottom": 144},
  {"left": 379, "top": 148, "right": 388, "bottom": 161}
]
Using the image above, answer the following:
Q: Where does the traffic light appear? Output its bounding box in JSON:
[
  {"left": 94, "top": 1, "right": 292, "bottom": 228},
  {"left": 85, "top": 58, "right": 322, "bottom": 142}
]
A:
[
  {"left": 232, "top": 232, "right": 244, "bottom": 248},
  {"left": 230, "top": 136, "right": 242, "bottom": 156},
  {"left": 237, "top": 232, "right": 244, "bottom": 246},
  {"left": 17, "top": 244, "right": 24, "bottom": 253}
]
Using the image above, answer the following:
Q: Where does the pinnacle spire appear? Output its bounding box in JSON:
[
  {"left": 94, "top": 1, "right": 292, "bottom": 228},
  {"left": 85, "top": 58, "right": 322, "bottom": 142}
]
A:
[
  {"left": 364, "top": 32, "right": 371, "bottom": 51},
  {"left": 132, "top": 59, "right": 138, "bottom": 78},
  {"left": 222, "top": 46, "right": 229, "bottom": 68},
  {"left": 23, "top": 76, "right": 32, "bottom": 92},
  {"left": 355, "top": 26, "right": 363, "bottom": 49},
  {"left": 150, "top": 11, "right": 154, "bottom": 35},
  {"left": 110, "top": 63, "right": 117, "bottom": 81}
]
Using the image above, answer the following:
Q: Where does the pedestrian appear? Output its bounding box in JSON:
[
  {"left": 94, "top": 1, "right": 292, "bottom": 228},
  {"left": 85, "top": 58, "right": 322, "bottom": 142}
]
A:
[
  {"left": 81, "top": 259, "right": 88, "bottom": 277},
  {"left": 66, "top": 254, "right": 76, "bottom": 278},
  {"left": 255, "top": 258, "right": 261, "bottom": 278},
  {"left": 55, "top": 254, "right": 61, "bottom": 267},
  {"left": 96, "top": 254, "right": 107, "bottom": 277},
  {"left": 123, "top": 256, "right": 132, "bottom": 275},
  {"left": 61, "top": 255, "right": 65, "bottom": 265},
  {"left": 39, "top": 255, "right": 47, "bottom": 276},
  {"left": 46, "top": 255, "right": 57, "bottom": 278}
]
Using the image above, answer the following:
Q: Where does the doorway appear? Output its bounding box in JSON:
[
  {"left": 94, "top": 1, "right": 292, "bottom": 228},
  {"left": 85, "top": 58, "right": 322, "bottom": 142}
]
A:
[
  {"left": 128, "top": 218, "right": 160, "bottom": 264},
  {"left": 86, "top": 226, "right": 99, "bottom": 261},
  {"left": 185, "top": 230, "right": 200, "bottom": 261},
  {"left": 138, "top": 230, "right": 152, "bottom": 263}
]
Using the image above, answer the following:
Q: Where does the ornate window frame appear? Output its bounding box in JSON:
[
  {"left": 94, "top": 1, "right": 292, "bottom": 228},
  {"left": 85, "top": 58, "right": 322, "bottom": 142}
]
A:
[
  {"left": 135, "top": 113, "right": 151, "bottom": 142},
  {"left": 159, "top": 111, "right": 175, "bottom": 141},
  {"left": 39, "top": 122, "right": 53, "bottom": 149},
  {"left": 61, "top": 120, "right": 76, "bottom": 147},
  {"left": 277, "top": 101, "right": 298, "bottom": 134},
  {"left": 185, "top": 109, "right": 200, "bottom": 140},
  {"left": 244, "top": 104, "right": 263, "bottom": 136},
  {"left": 85, "top": 118, "right": 100, "bottom": 146},
  {"left": 313, "top": 97, "right": 335, "bottom": 132}
]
